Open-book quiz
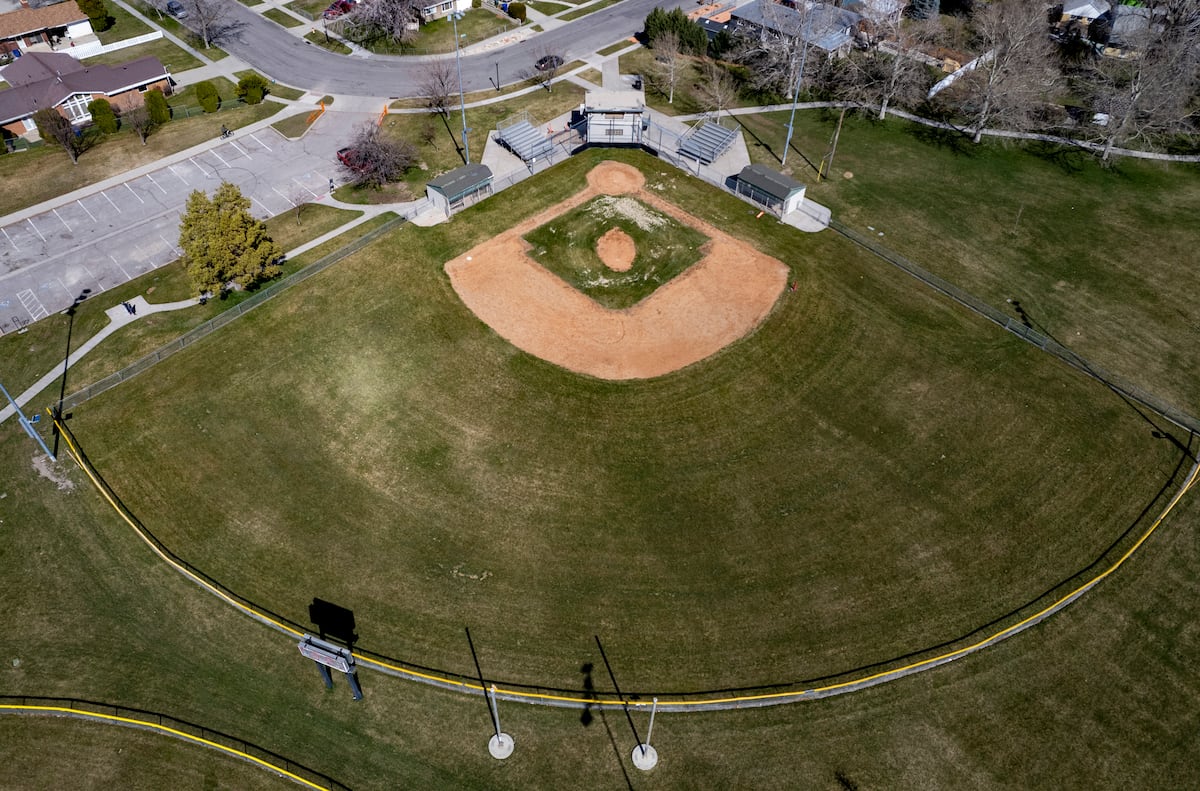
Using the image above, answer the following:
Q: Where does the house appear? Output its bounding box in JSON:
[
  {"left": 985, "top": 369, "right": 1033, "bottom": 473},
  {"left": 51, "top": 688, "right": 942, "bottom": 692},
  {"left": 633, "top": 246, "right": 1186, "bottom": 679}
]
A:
[
  {"left": 1089, "top": 3, "right": 1155, "bottom": 57},
  {"left": 730, "top": 0, "right": 863, "bottom": 57},
  {"left": 1057, "top": 0, "right": 1110, "bottom": 26},
  {"left": 0, "top": 0, "right": 93, "bottom": 57},
  {"left": 732, "top": 163, "right": 806, "bottom": 217},
  {"left": 0, "top": 51, "right": 170, "bottom": 140},
  {"left": 420, "top": 0, "right": 470, "bottom": 22}
]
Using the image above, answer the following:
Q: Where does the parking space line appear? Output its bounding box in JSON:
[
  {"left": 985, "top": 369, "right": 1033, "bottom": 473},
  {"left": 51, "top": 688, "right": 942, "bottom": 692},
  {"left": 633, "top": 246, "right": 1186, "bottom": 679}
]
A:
[
  {"left": 250, "top": 196, "right": 271, "bottom": 217},
  {"left": 102, "top": 191, "right": 121, "bottom": 213},
  {"left": 53, "top": 209, "right": 72, "bottom": 232},
  {"left": 82, "top": 263, "right": 105, "bottom": 292},
  {"left": 159, "top": 234, "right": 180, "bottom": 255},
  {"left": 56, "top": 277, "right": 74, "bottom": 298},
  {"left": 249, "top": 132, "right": 272, "bottom": 152},
  {"left": 18, "top": 289, "right": 48, "bottom": 321},
  {"left": 3, "top": 228, "right": 19, "bottom": 251},
  {"left": 168, "top": 164, "right": 189, "bottom": 185},
  {"left": 76, "top": 199, "right": 97, "bottom": 222},
  {"left": 271, "top": 186, "right": 296, "bottom": 206},
  {"left": 109, "top": 255, "right": 131, "bottom": 280},
  {"left": 124, "top": 183, "right": 145, "bottom": 204},
  {"left": 230, "top": 140, "right": 249, "bottom": 157},
  {"left": 292, "top": 177, "right": 318, "bottom": 199},
  {"left": 145, "top": 173, "right": 169, "bottom": 194},
  {"left": 26, "top": 218, "right": 45, "bottom": 242},
  {"left": 210, "top": 150, "right": 230, "bottom": 168}
]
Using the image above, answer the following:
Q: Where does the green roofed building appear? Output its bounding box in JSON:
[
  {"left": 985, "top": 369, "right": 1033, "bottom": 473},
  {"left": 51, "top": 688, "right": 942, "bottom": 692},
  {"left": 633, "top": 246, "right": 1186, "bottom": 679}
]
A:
[
  {"left": 733, "top": 163, "right": 807, "bottom": 217},
  {"left": 426, "top": 163, "right": 493, "bottom": 217}
]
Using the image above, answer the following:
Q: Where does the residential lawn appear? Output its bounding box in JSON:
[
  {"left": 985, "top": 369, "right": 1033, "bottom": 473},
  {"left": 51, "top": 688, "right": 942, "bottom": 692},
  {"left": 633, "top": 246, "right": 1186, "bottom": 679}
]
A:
[
  {"left": 94, "top": 3, "right": 152, "bottom": 44},
  {"left": 234, "top": 70, "right": 306, "bottom": 101},
  {"left": 2, "top": 149, "right": 1199, "bottom": 791},
  {"left": 523, "top": 195, "right": 708, "bottom": 308},
  {"left": 81, "top": 36, "right": 204, "bottom": 73},
  {"left": 575, "top": 67, "right": 602, "bottom": 86},
  {"left": 381, "top": 83, "right": 585, "bottom": 192},
  {"left": 304, "top": 31, "right": 351, "bottom": 54},
  {"left": 263, "top": 7, "right": 304, "bottom": 27},
  {"left": 598, "top": 38, "right": 637, "bottom": 56},
  {"left": 345, "top": 8, "right": 519, "bottom": 54},
  {"left": 527, "top": 0, "right": 570, "bottom": 13},
  {"left": 167, "top": 76, "right": 238, "bottom": 113},
  {"left": 0, "top": 101, "right": 282, "bottom": 218},
  {"left": 559, "top": 0, "right": 623, "bottom": 21},
  {"left": 284, "top": 0, "right": 326, "bottom": 18},
  {"left": 130, "top": 1, "right": 228, "bottom": 59},
  {"left": 52, "top": 148, "right": 1187, "bottom": 698},
  {"left": 731, "top": 109, "right": 1200, "bottom": 416},
  {"left": 238, "top": 0, "right": 265, "bottom": 5}
]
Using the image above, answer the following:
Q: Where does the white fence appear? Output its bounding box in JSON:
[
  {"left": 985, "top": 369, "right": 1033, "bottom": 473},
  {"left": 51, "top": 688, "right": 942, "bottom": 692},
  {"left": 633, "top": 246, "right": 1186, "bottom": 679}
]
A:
[{"left": 67, "top": 31, "right": 164, "bottom": 61}]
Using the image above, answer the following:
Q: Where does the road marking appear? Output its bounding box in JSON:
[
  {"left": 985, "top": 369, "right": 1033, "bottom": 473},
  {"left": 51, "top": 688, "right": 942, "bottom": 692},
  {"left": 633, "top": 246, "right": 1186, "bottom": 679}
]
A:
[
  {"left": 3, "top": 228, "right": 19, "bottom": 251},
  {"left": 189, "top": 156, "right": 207, "bottom": 176},
  {"left": 18, "top": 289, "right": 48, "bottom": 321},
  {"left": 109, "top": 255, "right": 131, "bottom": 280},
  {"left": 159, "top": 234, "right": 180, "bottom": 255},
  {"left": 292, "top": 177, "right": 318, "bottom": 198},
  {"left": 210, "top": 150, "right": 230, "bottom": 168},
  {"left": 250, "top": 197, "right": 271, "bottom": 217},
  {"left": 26, "top": 218, "right": 45, "bottom": 242},
  {"left": 82, "top": 263, "right": 105, "bottom": 292},
  {"left": 230, "top": 140, "right": 249, "bottom": 157},
  {"left": 102, "top": 191, "right": 121, "bottom": 213},
  {"left": 145, "top": 173, "right": 169, "bottom": 194},
  {"left": 168, "top": 164, "right": 189, "bottom": 185},
  {"left": 249, "top": 132, "right": 272, "bottom": 151},
  {"left": 76, "top": 199, "right": 97, "bottom": 222},
  {"left": 56, "top": 277, "right": 74, "bottom": 298},
  {"left": 271, "top": 186, "right": 296, "bottom": 206},
  {"left": 124, "top": 182, "right": 145, "bottom": 204},
  {"left": 53, "top": 208, "right": 71, "bottom": 232}
]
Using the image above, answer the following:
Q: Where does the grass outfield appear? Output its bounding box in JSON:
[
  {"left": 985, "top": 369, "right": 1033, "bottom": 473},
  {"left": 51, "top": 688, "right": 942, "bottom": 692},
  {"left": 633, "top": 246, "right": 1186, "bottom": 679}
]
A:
[
  {"left": 734, "top": 110, "right": 1200, "bottom": 417},
  {"left": 51, "top": 149, "right": 1186, "bottom": 696}
]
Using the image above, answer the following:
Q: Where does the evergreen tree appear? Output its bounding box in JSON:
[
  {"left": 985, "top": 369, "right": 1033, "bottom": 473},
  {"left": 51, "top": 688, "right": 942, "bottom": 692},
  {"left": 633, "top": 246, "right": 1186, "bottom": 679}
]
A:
[
  {"left": 179, "top": 183, "right": 283, "bottom": 297},
  {"left": 643, "top": 7, "right": 706, "bottom": 54},
  {"left": 87, "top": 98, "right": 118, "bottom": 133},
  {"left": 77, "top": 0, "right": 112, "bottom": 32},
  {"left": 145, "top": 88, "right": 171, "bottom": 124},
  {"left": 235, "top": 73, "right": 269, "bottom": 105},
  {"left": 196, "top": 80, "right": 220, "bottom": 113}
]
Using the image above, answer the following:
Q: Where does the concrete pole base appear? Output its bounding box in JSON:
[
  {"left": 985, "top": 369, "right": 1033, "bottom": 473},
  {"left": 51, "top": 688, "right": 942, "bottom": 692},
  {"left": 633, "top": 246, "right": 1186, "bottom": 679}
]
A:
[
  {"left": 488, "top": 732, "right": 515, "bottom": 759},
  {"left": 632, "top": 744, "right": 658, "bottom": 770}
]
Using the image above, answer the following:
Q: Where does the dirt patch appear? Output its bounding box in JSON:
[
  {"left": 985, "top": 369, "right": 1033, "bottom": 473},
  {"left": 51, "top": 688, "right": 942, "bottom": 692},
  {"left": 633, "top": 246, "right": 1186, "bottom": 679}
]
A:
[
  {"left": 446, "top": 161, "right": 789, "bottom": 380},
  {"left": 32, "top": 455, "right": 75, "bottom": 492},
  {"left": 596, "top": 227, "right": 636, "bottom": 272}
]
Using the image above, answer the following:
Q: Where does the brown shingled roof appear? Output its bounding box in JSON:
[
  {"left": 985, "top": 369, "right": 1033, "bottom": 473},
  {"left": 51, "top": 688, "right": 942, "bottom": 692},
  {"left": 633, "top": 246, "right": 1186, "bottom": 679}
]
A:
[
  {"left": 0, "top": 2, "right": 89, "bottom": 41},
  {"left": 0, "top": 52, "right": 168, "bottom": 125}
]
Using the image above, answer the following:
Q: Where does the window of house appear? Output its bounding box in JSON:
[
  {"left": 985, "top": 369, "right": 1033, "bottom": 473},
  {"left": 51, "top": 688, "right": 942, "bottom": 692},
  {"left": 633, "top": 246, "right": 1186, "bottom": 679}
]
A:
[{"left": 61, "top": 94, "right": 92, "bottom": 122}]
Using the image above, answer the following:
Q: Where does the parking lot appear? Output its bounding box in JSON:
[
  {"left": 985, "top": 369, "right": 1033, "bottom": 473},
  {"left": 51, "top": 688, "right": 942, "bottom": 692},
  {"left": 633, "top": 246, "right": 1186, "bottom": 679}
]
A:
[{"left": 0, "top": 123, "right": 349, "bottom": 335}]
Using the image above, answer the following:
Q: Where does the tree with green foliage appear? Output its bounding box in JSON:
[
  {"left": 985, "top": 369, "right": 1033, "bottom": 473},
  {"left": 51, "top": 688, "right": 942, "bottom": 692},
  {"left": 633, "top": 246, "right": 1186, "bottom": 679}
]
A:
[
  {"left": 508, "top": 1, "right": 526, "bottom": 22},
  {"left": 196, "top": 80, "right": 220, "bottom": 113},
  {"left": 87, "top": 98, "right": 118, "bottom": 133},
  {"left": 179, "top": 182, "right": 283, "bottom": 297},
  {"left": 644, "top": 7, "right": 706, "bottom": 54},
  {"left": 32, "top": 107, "right": 82, "bottom": 164},
  {"left": 144, "top": 88, "right": 171, "bottom": 124},
  {"left": 77, "top": 0, "right": 112, "bottom": 32},
  {"left": 236, "top": 73, "right": 269, "bottom": 105}
]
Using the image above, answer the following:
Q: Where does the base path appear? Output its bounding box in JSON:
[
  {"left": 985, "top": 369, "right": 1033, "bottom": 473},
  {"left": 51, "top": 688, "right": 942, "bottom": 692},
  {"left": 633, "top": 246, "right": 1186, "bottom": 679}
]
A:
[{"left": 446, "top": 162, "right": 789, "bottom": 380}]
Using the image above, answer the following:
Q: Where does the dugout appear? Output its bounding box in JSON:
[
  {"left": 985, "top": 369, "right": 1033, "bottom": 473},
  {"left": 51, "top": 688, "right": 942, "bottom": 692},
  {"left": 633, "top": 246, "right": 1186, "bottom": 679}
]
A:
[
  {"left": 426, "top": 163, "right": 494, "bottom": 216},
  {"left": 582, "top": 89, "right": 646, "bottom": 146},
  {"left": 733, "top": 163, "right": 806, "bottom": 217}
]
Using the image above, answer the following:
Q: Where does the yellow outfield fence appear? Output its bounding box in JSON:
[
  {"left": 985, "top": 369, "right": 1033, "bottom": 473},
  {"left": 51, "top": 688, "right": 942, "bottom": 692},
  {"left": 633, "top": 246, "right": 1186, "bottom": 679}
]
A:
[
  {"left": 0, "top": 698, "right": 349, "bottom": 790},
  {"left": 52, "top": 416, "right": 1200, "bottom": 712}
]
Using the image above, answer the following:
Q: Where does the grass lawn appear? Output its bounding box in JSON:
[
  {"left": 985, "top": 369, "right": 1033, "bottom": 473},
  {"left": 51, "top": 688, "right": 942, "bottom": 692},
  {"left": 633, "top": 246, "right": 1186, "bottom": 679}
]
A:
[
  {"left": 130, "top": 1, "right": 228, "bottom": 59},
  {"left": 346, "top": 9, "right": 519, "bottom": 54},
  {"left": 94, "top": 4, "right": 152, "bottom": 44},
  {"left": 528, "top": 0, "right": 571, "bottom": 13},
  {"left": 598, "top": 38, "right": 637, "bottom": 56},
  {"left": 2, "top": 149, "right": 1198, "bottom": 790},
  {"left": 81, "top": 37, "right": 204, "bottom": 73},
  {"left": 620, "top": 47, "right": 773, "bottom": 116},
  {"left": 234, "top": 71, "right": 306, "bottom": 101},
  {"left": 263, "top": 7, "right": 304, "bottom": 27},
  {"left": 51, "top": 148, "right": 1186, "bottom": 696},
  {"left": 381, "top": 83, "right": 585, "bottom": 192},
  {"left": 0, "top": 101, "right": 282, "bottom": 217},
  {"left": 523, "top": 195, "right": 707, "bottom": 308},
  {"left": 731, "top": 109, "right": 1200, "bottom": 416},
  {"left": 271, "top": 111, "right": 316, "bottom": 138},
  {"left": 559, "top": 0, "right": 623, "bottom": 21},
  {"left": 576, "top": 67, "right": 602, "bottom": 86},
  {"left": 284, "top": 0, "right": 326, "bottom": 18},
  {"left": 304, "top": 31, "right": 351, "bottom": 54}
]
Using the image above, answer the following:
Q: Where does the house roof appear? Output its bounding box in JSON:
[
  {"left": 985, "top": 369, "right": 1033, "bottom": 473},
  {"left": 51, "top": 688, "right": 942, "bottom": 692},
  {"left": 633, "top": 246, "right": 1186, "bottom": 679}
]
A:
[
  {"left": 0, "top": 1, "right": 88, "bottom": 40},
  {"left": 732, "top": 0, "right": 862, "bottom": 53},
  {"left": 1061, "top": 0, "right": 1109, "bottom": 20},
  {"left": 736, "top": 163, "right": 804, "bottom": 201},
  {"left": 584, "top": 88, "right": 644, "bottom": 112},
  {"left": 0, "top": 53, "right": 168, "bottom": 125},
  {"left": 427, "top": 163, "right": 492, "bottom": 199}
]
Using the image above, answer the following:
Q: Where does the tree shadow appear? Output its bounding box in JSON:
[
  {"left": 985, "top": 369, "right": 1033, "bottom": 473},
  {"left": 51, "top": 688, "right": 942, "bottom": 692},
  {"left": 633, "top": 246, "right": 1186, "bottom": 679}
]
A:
[{"left": 1023, "top": 140, "right": 1095, "bottom": 175}]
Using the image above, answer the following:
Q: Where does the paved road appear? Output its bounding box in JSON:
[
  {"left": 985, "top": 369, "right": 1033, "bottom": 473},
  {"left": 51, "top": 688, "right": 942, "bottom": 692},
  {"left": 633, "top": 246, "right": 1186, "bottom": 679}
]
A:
[{"left": 217, "top": 0, "right": 690, "bottom": 96}]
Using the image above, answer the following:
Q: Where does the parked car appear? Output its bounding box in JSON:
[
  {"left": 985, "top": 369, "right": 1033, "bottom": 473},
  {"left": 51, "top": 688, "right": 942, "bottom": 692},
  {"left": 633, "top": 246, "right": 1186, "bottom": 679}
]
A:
[
  {"left": 337, "top": 147, "right": 366, "bottom": 172},
  {"left": 323, "top": 0, "right": 355, "bottom": 19},
  {"left": 534, "top": 54, "right": 564, "bottom": 72},
  {"left": 166, "top": 0, "right": 187, "bottom": 18}
]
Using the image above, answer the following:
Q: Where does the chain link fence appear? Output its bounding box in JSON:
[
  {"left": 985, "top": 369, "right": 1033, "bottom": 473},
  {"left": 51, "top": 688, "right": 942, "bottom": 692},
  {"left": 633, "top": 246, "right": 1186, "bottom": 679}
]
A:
[{"left": 0, "top": 695, "right": 351, "bottom": 790}]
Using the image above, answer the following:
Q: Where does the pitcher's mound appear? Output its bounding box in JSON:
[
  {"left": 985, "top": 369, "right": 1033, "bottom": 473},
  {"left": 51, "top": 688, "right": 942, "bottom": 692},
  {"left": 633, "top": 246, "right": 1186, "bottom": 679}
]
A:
[
  {"left": 446, "top": 161, "right": 789, "bottom": 380},
  {"left": 596, "top": 227, "right": 636, "bottom": 272}
]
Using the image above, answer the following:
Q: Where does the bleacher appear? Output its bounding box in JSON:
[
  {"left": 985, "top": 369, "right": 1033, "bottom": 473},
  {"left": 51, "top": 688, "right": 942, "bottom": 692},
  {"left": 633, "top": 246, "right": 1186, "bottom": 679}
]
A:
[
  {"left": 678, "top": 121, "right": 738, "bottom": 165},
  {"left": 495, "top": 115, "right": 553, "bottom": 162}
]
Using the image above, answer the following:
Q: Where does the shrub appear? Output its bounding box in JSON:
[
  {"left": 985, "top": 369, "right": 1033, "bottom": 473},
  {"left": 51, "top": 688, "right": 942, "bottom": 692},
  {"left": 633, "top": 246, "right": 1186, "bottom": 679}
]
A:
[
  {"left": 77, "top": 0, "right": 112, "bottom": 32},
  {"left": 471, "top": 0, "right": 481, "bottom": 6},
  {"left": 508, "top": 2, "right": 526, "bottom": 22},
  {"left": 196, "top": 81, "right": 220, "bottom": 113},
  {"left": 145, "top": 89, "right": 171, "bottom": 124},
  {"left": 236, "top": 73, "right": 269, "bottom": 105},
  {"left": 87, "top": 98, "right": 118, "bottom": 133}
]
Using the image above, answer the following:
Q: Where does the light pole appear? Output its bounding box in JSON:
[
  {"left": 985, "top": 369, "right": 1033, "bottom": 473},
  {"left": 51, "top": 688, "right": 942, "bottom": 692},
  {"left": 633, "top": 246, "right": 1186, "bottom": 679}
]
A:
[
  {"left": 52, "top": 288, "right": 90, "bottom": 458},
  {"left": 451, "top": 10, "right": 470, "bottom": 163},
  {"left": 781, "top": 5, "right": 814, "bottom": 168}
]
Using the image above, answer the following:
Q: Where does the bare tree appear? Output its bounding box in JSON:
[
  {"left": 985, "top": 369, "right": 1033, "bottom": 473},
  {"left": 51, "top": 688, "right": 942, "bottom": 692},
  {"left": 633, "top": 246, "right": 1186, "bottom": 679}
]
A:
[
  {"left": 420, "top": 59, "right": 457, "bottom": 117},
  {"left": 944, "top": 0, "right": 1059, "bottom": 143},
  {"left": 696, "top": 60, "right": 739, "bottom": 119},
  {"left": 730, "top": 0, "right": 819, "bottom": 99},
  {"left": 344, "top": 0, "right": 422, "bottom": 47},
  {"left": 1082, "top": 0, "right": 1200, "bottom": 160},
  {"left": 32, "top": 108, "right": 82, "bottom": 164},
  {"left": 523, "top": 49, "right": 566, "bottom": 93},
  {"left": 185, "top": 0, "right": 230, "bottom": 49},
  {"left": 340, "top": 123, "right": 417, "bottom": 188},
  {"left": 843, "top": 6, "right": 942, "bottom": 119},
  {"left": 124, "top": 104, "right": 154, "bottom": 145},
  {"left": 651, "top": 29, "right": 685, "bottom": 104}
]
